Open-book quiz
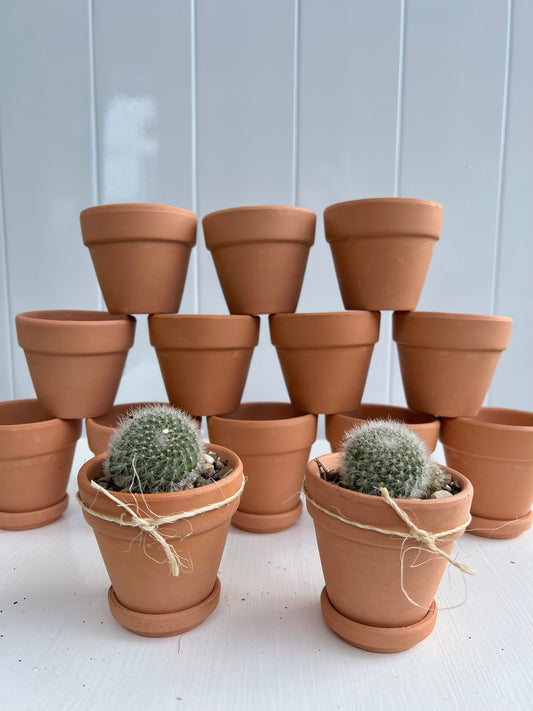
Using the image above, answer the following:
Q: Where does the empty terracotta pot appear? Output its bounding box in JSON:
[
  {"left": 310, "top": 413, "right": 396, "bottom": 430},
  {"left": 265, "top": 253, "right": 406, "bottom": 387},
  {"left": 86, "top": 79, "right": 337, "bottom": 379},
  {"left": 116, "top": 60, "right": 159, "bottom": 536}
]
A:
[
  {"left": 203, "top": 205, "right": 316, "bottom": 314},
  {"left": 324, "top": 198, "right": 443, "bottom": 311},
  {"left": 305, "top": 453, "right": 472, "bottom": 652},
  {"left": 16, "top": 311, "right": 136, "bottom": 419},
  {"left": 78, "top": 446, "right": 243, "bottom": 637},
  {"left": 80, "top": 203, "right": 197, "bottom": 314},
  {"left": 269, "top": 311, "right": 380, "bottom": 414},
  {"left": 393, "top": 312, "right": 513, "bottom": 417},
  {"left": 207, "top": 402, "right": 317, "bottom": 533},
  {"left": 441, "top": 408, "right": 533, "bottom": 539},
  {"left": 86, "top": 402, "right": 168, "bottom": 455},
  {"left": 148, "top": 314, "right": 259, "bottom": 416},
  {"left": 326, "top": 404, "right": 440, "bottom": 453},
  {"left": 0, "top": 399, "right": 81, "bottom": 530}
]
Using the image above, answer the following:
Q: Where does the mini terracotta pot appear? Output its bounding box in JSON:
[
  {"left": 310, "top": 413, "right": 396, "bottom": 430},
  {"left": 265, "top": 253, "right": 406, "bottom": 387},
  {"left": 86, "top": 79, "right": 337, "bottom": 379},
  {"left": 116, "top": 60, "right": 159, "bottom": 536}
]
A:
[
  {"left": 203, "top": 205, "right": 316, "bottom": 314},
  {"left": 305, "top": 453, "right": 472, "bottom": 653},
  {"left": 148, "top": 314, "right": 259, "bottom": 416},
  {"left": 393, "top": 312, "right": 513, "bottom": 417},
  {"left": 77, "top": 446, "right": 243, "bottom": 637},
  {"left": 441, "top": 408, "right": 533, "bottom": 539},
  {"left": 269, "top": 311, "right": 380, "bottom": 414},
  {"left": 80, "top": 203, "right": 197, "bottom": 314},
  {"left": 324, "top": 198, "right": 443, "bottom": 311},
  {"left": 86, "top": 402, "right": 168, "bottom": 455},
  {"left": 0, "top": 399, "right": 81, "bottom": 530},
  {"left": 16, "top": 311, "right": 136, "bottom": 419},
  {"left": 207, "top": 402, "right": 317, "bottom": 533},
  {"left": 326, "top": 404, "right": 440, "bottom": 454}
]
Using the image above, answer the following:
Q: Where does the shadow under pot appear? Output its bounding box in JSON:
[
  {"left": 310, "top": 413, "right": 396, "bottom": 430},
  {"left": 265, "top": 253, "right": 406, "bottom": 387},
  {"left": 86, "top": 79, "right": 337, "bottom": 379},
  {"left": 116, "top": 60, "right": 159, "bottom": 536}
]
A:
[
  {"left": 16, "top": 311, "right": 136, "bottom": 420},
  {"left": 148, "top": 314, "right": 259, "bottom": 417},
  {"left": 440, "top": 407, "right": 533, "bottom": 539},
  {"left": 393, "top": 312, "right": 513, "bottom": 418},
  {"left": 77, "top": 447, "right": 243, "bottom": 637},
  {"left": 207, "top": 402, "right": 317, "bottom": 533},
  {"left": 305, "top": 453, "right": 473, "bottom": 653},
  {"left": 203, "top": 205, "right": 316, "bottom": 315},
  {"left": 86, "top": 402, "right": 170, "bottom": 455},
  {"left": 324, "top": 198, "right": 443, "bottom": 311},
  {"left": 326, "top": 404, "right": 440, "bottom": 454},
  {"left": 80, "top": 203, "right": 197, "bottom": 315},
  {"left": 269, "top": 311, "right": 380, "bottom": 415},
  {"left": 0, "top": 399, "right": 81, "bottom": 530}
]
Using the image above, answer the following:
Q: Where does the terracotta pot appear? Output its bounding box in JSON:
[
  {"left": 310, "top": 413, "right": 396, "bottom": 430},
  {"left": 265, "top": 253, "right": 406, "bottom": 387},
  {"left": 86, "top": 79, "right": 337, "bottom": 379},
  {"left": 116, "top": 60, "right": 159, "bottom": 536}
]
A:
[
  {"left": 86, "top": 402, "right": 168, "bottom": 455},
  {"left": 80, "top": 203, "right": 197, "bottom": 314},
  {"left": 0, "top": 399, "right": 81, "bottom": 530},
  {"left": 305, "top": 453, "right": 473, "bottom": 653},
  {"left": 77, "top": 445, "right": 243, "bottom": 637},
  {"left": 393, "top": 312, "right": 513, "bottom": 417},
  {"left": 269, "top": 311, "right": 380, "bottom": 414},
  {"left": 16, "top": 311, "right": 136, "bottom": 419},
  {"left": 441, "top": 408, "right": 533, "bottom": 539},
  {"left": 148, "top": 314, "right": 259, "bottom": 416},
  {"left": 202, "top": 205, "right": 316, "bottom": 314},
  {"left": 207, "top": 402, "right": 317, "bottom": 533},
  {"left": 324, "top": 198, "right": 443, "bottom": 311},
  {"left": 326, "top": 404, "right": 440, "bottom": 453}
]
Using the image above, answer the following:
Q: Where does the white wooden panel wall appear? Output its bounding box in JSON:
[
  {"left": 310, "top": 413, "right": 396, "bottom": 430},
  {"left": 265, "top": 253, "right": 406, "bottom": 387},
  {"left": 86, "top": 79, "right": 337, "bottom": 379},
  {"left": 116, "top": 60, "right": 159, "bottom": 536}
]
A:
[{"left": 0, "top": 0, "right": 531, "bottom": 416}]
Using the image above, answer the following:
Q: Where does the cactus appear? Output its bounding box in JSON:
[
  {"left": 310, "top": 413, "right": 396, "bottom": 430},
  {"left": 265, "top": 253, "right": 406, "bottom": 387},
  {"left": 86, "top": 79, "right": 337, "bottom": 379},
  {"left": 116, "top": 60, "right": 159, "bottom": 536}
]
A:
[
  {"left": 339, "top": 419, "right": 438, "bottom": 499},
  {"left": 102, "top": 404, "right": 205, "bottom": 494}
]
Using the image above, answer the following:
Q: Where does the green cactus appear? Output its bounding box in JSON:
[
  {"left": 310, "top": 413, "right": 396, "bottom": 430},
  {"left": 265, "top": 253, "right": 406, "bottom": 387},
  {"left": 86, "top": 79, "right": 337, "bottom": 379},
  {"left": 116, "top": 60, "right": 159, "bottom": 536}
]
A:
[
  {"left": 103, "top": 404, "right": 205, "bottom": 494},
  {"left": 339, "top": 419, "right": 437, "bottom": 499}
]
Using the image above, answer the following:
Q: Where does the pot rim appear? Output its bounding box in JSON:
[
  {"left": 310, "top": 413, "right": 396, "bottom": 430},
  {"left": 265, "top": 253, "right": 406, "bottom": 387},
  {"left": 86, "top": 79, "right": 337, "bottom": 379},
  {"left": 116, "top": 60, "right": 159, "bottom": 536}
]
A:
[
  {"left": 442, "top": 406, "right": 533, "bottom": 433},
  {"left": 202, "top": 204, "right": 316, "bottom": 220},
  {"left": 324, "top": 197, "right": 443, "bottom": 212},
  {"left": 207, "top": 401, "right": 316, "bottom": 427},
  {"left": 80, "top": 203, "right": 197, "bottom": 218},
  {"left": 16, "top": 310, "right": 135, "bottom": 327},
  {"left": 327, "top": 404, "right": 439, "bottom": 426},
  {"left": 394, "top": 311, "right": 513, "bottom": 324},
  {"left": 269, "top": 311, "right": 380, "bottom": 348}
]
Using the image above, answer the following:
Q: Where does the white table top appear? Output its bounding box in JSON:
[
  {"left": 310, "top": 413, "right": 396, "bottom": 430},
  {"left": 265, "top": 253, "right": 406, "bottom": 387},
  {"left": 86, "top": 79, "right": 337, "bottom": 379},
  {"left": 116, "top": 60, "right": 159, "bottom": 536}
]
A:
[{"left": 1, "top": 438, "right": 532, "bottom": 711}]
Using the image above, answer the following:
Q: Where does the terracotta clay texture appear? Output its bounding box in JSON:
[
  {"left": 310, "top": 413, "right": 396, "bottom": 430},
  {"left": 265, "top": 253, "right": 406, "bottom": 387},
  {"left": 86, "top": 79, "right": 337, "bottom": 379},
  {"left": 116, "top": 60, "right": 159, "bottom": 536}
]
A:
[
  {"left": 77, "top": 445, "right": 243, "bottom": 637},
  {"left": 269, "top": 311, "right": 380, "bottom": 415},
  {"left": 305, "top": 453, "right": 473, "bottom": 653},
  {"left": 326, "top": 404, "right": 440, "bottom": 454},
  {"left": 441, "top": 408, "right": 533, "bottom": 539},
  {"left": 0, "top": 399, "right": 81, "bottom": 530},
  {"left": 148, "top": 314, "right": 259, "bottom": 416},
  {"left": 393, "top": 312, "right": 513, "bottom": 417},
  {"left": 324, "top": 198, "right": 443, "bottom": 311},
  {"left": 203, "top": 205, "right": 316, "bottom": 314},
  {"left": 16, "top": 311, "right": 136, "bottom": 419},
  {"left": 86, "top": 402, "right": 167, "bottom": 455},
  {"left": 80, "top": 203, "right": 197, "bottom": 314},
  {"left": 207, "top": 402, "right": 317, "bottom": 533}
]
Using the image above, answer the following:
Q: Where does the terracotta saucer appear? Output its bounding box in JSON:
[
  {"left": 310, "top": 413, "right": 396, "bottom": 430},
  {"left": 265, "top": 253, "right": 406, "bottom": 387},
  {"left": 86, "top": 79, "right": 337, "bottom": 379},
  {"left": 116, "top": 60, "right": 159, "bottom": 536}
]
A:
[
  {"left": 0, "top": 494, "right": 69, "bottom": 531},
  {"left": 107, "top": 577, "right": 221, "bottom": 638},
  {"left": 467, "top": 509, "right": 533, "bottom": 539},
  {"left": 232, "top": 500, "right": 303, "bottom": 534},
  {"left": 320, "top": 587, "right": 437, "bottom": 653}
]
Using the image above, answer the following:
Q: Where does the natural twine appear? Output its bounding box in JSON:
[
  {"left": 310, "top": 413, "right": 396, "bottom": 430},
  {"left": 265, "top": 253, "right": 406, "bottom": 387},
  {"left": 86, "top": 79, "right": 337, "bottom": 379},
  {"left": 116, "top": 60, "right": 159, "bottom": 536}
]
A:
[{"left": 76, "top": 474, "right": 245, "bottom": 577}]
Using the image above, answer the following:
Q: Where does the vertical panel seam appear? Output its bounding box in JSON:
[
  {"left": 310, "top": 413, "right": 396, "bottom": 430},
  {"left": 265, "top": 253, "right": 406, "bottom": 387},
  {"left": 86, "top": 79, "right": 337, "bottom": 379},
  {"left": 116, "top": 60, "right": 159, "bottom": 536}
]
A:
[
  {"left": 0, "top": 127, "right": 15, "bottom": 399},
  {"left": 291, "top": 0, "right": 300, "bottom": 207},
  {"left": 191, "top": 0, "right": 200, "bottom": 314},
  {"left": 88, "top": 0, "right": 103, "bottom": 310}
]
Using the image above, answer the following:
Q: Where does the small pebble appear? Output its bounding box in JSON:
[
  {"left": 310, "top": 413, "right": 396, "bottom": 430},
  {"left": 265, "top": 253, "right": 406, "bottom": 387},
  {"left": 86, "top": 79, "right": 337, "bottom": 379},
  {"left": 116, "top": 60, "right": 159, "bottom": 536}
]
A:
[{"left": 431, "top": 490, "right": 453, "bottom": 499}]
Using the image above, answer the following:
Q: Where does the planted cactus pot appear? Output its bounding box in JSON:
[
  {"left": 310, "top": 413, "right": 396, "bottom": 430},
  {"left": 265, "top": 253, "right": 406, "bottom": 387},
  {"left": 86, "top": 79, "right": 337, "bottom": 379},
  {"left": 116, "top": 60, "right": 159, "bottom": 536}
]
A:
[
  {"left": 326, "top": 404, "right": 440, "bottom": 454},
  {"left": 80, "top": 203, "right": 197, "bottom": 314},
  {"left": 148, "top": 314, "right": 259, "bottom": 416},
  {"left": 324, "top": 198, "right": 443, "bottom": 311},
  {"left": 16, "top": 310, "right": 136, "bottom": 419},
  {"left": 0, "top": 399, "right": 81, "bottom": 530},
  {"left": 207, "top": 402, "right": 317, "bottom": 533},
  {"left": 86, "top": 402, "right": 168, "bottom": 455},
  {"left": 305, "top": 453, "right": 472, "bottom": 652},
  {"left": 77, "top": 445, "right": 244, "bottom": 637},
  {"left": 269, "top": 311, "right": 380, "bottom": 414},
  {"left": 441, "top": 407, "right": 533, "bottom": 539},
  {"left": 203, "top": 205, "right": 316, "bottom": 314},
  {"left": 393, "top": 312, "right": 513, "bottom": 417}
]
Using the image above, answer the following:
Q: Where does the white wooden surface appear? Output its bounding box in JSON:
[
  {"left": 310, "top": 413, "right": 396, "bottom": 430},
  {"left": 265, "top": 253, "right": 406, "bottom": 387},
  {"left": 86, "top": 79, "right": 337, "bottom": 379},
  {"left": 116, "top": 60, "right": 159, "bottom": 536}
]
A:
[{"left": 1, "top": 437, "right": 532, "bottom": 711}]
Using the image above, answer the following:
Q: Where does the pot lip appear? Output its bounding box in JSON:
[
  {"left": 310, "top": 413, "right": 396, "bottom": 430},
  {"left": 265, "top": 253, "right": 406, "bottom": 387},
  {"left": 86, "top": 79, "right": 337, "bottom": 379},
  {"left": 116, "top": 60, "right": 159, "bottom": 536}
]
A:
[
  {"left": 326, "top": 404, "right": 439, "bottom": 426},
  {"left": 270, "top": 310, "right": 380, "bottom": 323},
  {"left": 202, "top": 204, "right": 316, "bottom": 220},
  {"left": 269, "top": 311, "right": 380, "bottom": 347},
  {"left": 324, "top": 197, "right": 443, "bottom": 213},
  {"left": 207, "top": 401, "right": 317, "bottom": 427},
  {"left": 80, "top": 203, "right": 197, "bottom": 219},
  {"left": 0, "top": 398, "right": 81, "bottom": 432},
  {"left": 149, "top": 313, "right": 259, "bottom": 324},
  {"left": 393, "top": 311, "right": 513, "bottom": 325},
  {"left": 441, "top": 407, "right": 533, "bottom": 434},
  {"left": 16, "top": 310, "right": 136, "bottom": 327},
  {"left": 305, "top": 452, "right": 473, "bottom": 509}
]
